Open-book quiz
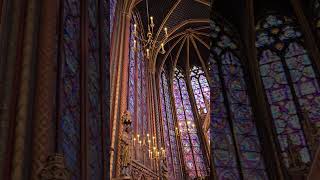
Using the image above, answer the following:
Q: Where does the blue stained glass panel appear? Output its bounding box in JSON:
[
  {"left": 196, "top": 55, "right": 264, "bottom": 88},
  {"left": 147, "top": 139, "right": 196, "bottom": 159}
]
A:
[
  {"left": 256, "top": 15, "right": 320, "bottom": 167},
  {"left": 210, "top": 18, "right": 268, "bottom": 179},
  {"left": 173, "top": 68, "right": 208, "bottom": 178},
  {"left": 59, "top": 1, "right": 81, "bottom": 179}
]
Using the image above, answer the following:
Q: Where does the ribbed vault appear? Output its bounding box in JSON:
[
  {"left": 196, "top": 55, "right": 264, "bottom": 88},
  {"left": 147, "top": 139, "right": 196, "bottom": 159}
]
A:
[{"left": 132, "top": 0, "right": 210, "bottom": 73}]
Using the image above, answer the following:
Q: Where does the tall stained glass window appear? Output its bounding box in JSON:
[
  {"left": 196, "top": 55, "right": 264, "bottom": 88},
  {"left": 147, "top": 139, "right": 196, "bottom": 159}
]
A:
[
  {"left": 127, "top": 17, "right": 150, "bottom": 164},
  {"left": 127, "top": 20, "right": 135, "bottom": 126},
  {"left": 210, "top": 19, "right": 268, "bottom": 179},
  {"left": 87, "top": 0, "right": 103, "bottom": 178},
  {"left": 256, "top": 14, "right": 320, "bottom": 168},
  {"left": 173, "top": 68, "right": 208, "bottom": 178},
  {"left": 59, "top": 1, "right": 81, "bottom": 179},
  {"left": 159, "top": 70, "right": 183, "bottom": 179},
  {"left": 190, "top": 66, "right": 211, "bottom": 145}
]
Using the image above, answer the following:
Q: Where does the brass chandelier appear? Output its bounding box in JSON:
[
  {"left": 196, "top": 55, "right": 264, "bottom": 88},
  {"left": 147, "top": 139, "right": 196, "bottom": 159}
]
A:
[{"left": 132, "top": 0, "right": 169, "bottom": 59}]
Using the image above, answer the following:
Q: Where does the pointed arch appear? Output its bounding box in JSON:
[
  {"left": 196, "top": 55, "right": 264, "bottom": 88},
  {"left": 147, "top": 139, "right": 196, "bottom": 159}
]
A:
[
  {"left": 172, "top": 67, "right": 208, "bottom": 178},
  {"left": 190, "top": 65, "right": 210, "bottom": 114},
  {"left": 210, "top": 16, "right": 269, "bottom": 179},
  {"left": 159, "top": 69, "right": 183, "bottom": 179},
  {"left": 256, "top": 14, "right": 320, "bottom": 169}
]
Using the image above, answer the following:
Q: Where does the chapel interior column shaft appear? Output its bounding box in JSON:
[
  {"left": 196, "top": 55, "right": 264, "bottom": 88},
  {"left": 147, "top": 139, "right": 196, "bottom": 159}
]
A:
[
  {"left": 110, "top": 0, "right": 136, "bottom": 177},
  {"left": 30, "top": 0, "right": 58, "bottom": 179}
]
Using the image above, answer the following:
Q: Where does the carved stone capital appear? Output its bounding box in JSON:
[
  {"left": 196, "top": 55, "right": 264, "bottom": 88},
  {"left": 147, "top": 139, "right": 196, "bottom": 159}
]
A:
[{"left": 38, "top": 154, "right": 70, "bottom": 180}]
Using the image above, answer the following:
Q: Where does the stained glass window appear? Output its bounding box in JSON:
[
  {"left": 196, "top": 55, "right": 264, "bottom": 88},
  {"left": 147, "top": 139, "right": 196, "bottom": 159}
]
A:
[
  {"left": 160, "top": 70, "right": 183, "bottom": 179},
  {"left": 59, "top": 1, "right": 81, "bottom": 179},
  {"left": 127, "top": 17, "right": 151, "bottom": 165},
  {"left": 87, "top": 0, "right": 103, "bottom": 178},
  {"left": 210, "top": 19, "right": 268, "bottom": 179},
  {"left": 128, "top": 20, "right": 135, "bottom": 127},
  {"left": 173, "top": 68, "right": 208, "bottom": 178},
  {"left": 190, "top": 66, "right": 210, "bottom": 114},
  {"left": 190, "top": 66, "right": 211, "bottom": 147},
  {"left": 110, "top": 0, "right": 117, "bottom": 34},
  {"left": 256, "top": 14, "right": 320, "bottom": 168}
]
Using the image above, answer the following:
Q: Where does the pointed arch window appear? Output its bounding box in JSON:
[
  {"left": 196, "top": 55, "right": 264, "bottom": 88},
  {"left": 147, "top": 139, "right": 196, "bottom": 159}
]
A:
[
  {"left": 159, "top": 70, "right": 183, "bottom": 179},
  {"left": 256, "top": 14, "right": 320, "bottom": 168},
  {"left": 172, "top": 68, "right": 208, "bottom": 178},
  {"left": 190, "top": 66, "right": 210, "bottom": 114},
  {"left": 210, "top": 19, "right": 268, "bottom": 179},
  {"left": 190, "top": 66, "right": 211, "bottom": 146},
  {"left": 127, "top": 18, "right": 150, "bottom": 164}
]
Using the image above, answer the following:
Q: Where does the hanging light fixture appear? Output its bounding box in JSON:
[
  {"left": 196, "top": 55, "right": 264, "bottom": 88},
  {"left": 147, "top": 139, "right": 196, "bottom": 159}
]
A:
[{"left": 132, "top": 0, "right": 169, "bottom": 59}]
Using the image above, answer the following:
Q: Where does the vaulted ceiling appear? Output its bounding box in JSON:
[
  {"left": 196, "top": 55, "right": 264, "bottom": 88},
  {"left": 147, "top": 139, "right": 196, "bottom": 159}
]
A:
[{"left": 133, "top": 0, "right": 210, "bottom": 74}]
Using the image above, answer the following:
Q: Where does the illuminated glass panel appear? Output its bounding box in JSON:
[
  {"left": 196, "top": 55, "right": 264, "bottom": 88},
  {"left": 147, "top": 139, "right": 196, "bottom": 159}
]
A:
[
  {"left": 210, "top": 19, "right": 268, "bottom": 179},
  {"left": 256, "top": 15, "right": 320, "bottom": 168},
  {"left": 190, "top": 66, "right": 211, "bottom": 146},
  {"left": 87, "top": 0, "right": 103, "bottom": 178},
  {"left": 128, "top": 21, "right": 135, "bottom": 126},
  {"left": 110, "top": 0, "right": 117, "bottom": 33},
  {"left": 190, "top": 66, "right": 210, "bottom": 114},
  {"left": 59, "top": 1, "right": 81, "bottom": 179},
  {"left": 173, "top": 68, "right": 208, "bottom": 178},
  {"left": 127, "top": 19, "right": 150, "bottom": 164},
  {"left": 160, "top": 71, "right": 183, "bottom": 179}
]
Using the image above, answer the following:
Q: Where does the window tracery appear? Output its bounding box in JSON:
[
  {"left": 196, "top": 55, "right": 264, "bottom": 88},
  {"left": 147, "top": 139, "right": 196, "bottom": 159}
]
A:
[
  {"left": 210, "top": 19, "right": 268, "bottom": 179},
  {"left": 160, "top": 70, "right": 183, "bottom": 179},
  {"left": 190, "top": 65, "right": 211, "bottom": 147},
  {"left": 190, "top": 66, "right": 210, "bottom": 114},
  {"left": 256, "top": 14, "right": 320, "bottom": 168},
  {"left": 172, "top": 68, "right": 208, "bottom": 178}
]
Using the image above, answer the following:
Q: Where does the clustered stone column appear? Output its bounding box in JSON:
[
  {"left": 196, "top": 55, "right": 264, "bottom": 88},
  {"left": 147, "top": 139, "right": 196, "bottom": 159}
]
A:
[
  {"left": 110, "top": 0, "right": 136, "bottom": 178},
  {"left": 30, "top": 0, "right": 58, "bottom": 179}
]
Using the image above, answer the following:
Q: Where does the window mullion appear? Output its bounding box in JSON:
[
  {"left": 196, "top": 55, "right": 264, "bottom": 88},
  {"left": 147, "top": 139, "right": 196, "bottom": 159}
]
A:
[
  {"left": 177, "top": 76, "right": 199, "bottom": 177},
  {"left": 216, "top": 54, "right": 245, "bottom": 180}
]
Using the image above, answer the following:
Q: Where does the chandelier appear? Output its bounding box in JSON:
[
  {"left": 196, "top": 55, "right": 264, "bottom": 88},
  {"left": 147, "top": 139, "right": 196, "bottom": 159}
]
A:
[
  {"left": 132, "top": 0, "right": 169, "bottom": 59},
  {"left": 132, "top": 133, "right": 166, "bottom": 160}
]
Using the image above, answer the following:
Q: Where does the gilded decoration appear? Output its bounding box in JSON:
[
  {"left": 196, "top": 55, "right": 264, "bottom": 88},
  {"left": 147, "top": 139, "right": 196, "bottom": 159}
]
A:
[
  {"left": 120, "top": 111, "right": 133, "bottom": 177},
  {"left": 130, "top": 160, "right": 158, "bottom": 180}
]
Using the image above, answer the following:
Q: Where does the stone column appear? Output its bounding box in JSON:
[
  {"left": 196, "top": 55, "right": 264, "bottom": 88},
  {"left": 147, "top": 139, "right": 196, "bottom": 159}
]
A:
[
  {"left": 0, "top": 0, "right": 29, "bottom": 178},
  {"left": 10, "top": 0, "right": 40, "bottom": 179},
  {"left": 110, "top": 0, "right": 136, "bottom": 177},
  {"left": 30, "top": 0, "right": 58, "bottom": 179}
]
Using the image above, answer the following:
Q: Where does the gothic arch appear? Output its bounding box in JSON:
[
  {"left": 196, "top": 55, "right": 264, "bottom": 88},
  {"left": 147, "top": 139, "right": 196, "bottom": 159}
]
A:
[
  {"left": 255, "top": 13, "right": 320, "bottom": 173},
  {"left": 209, "top": 15, "right": 270, "bottom": 179}
]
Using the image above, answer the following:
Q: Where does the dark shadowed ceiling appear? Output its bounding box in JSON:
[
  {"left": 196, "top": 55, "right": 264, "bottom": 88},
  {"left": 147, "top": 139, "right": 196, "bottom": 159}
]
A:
[{"left": 133, "top": 0, "right": 210, "bottom": 74}]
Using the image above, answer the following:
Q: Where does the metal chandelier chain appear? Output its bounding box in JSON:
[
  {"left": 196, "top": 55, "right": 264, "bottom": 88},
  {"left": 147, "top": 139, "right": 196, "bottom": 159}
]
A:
[{"left": 132, "top": 0, "right": 169, "bottom": 59}]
